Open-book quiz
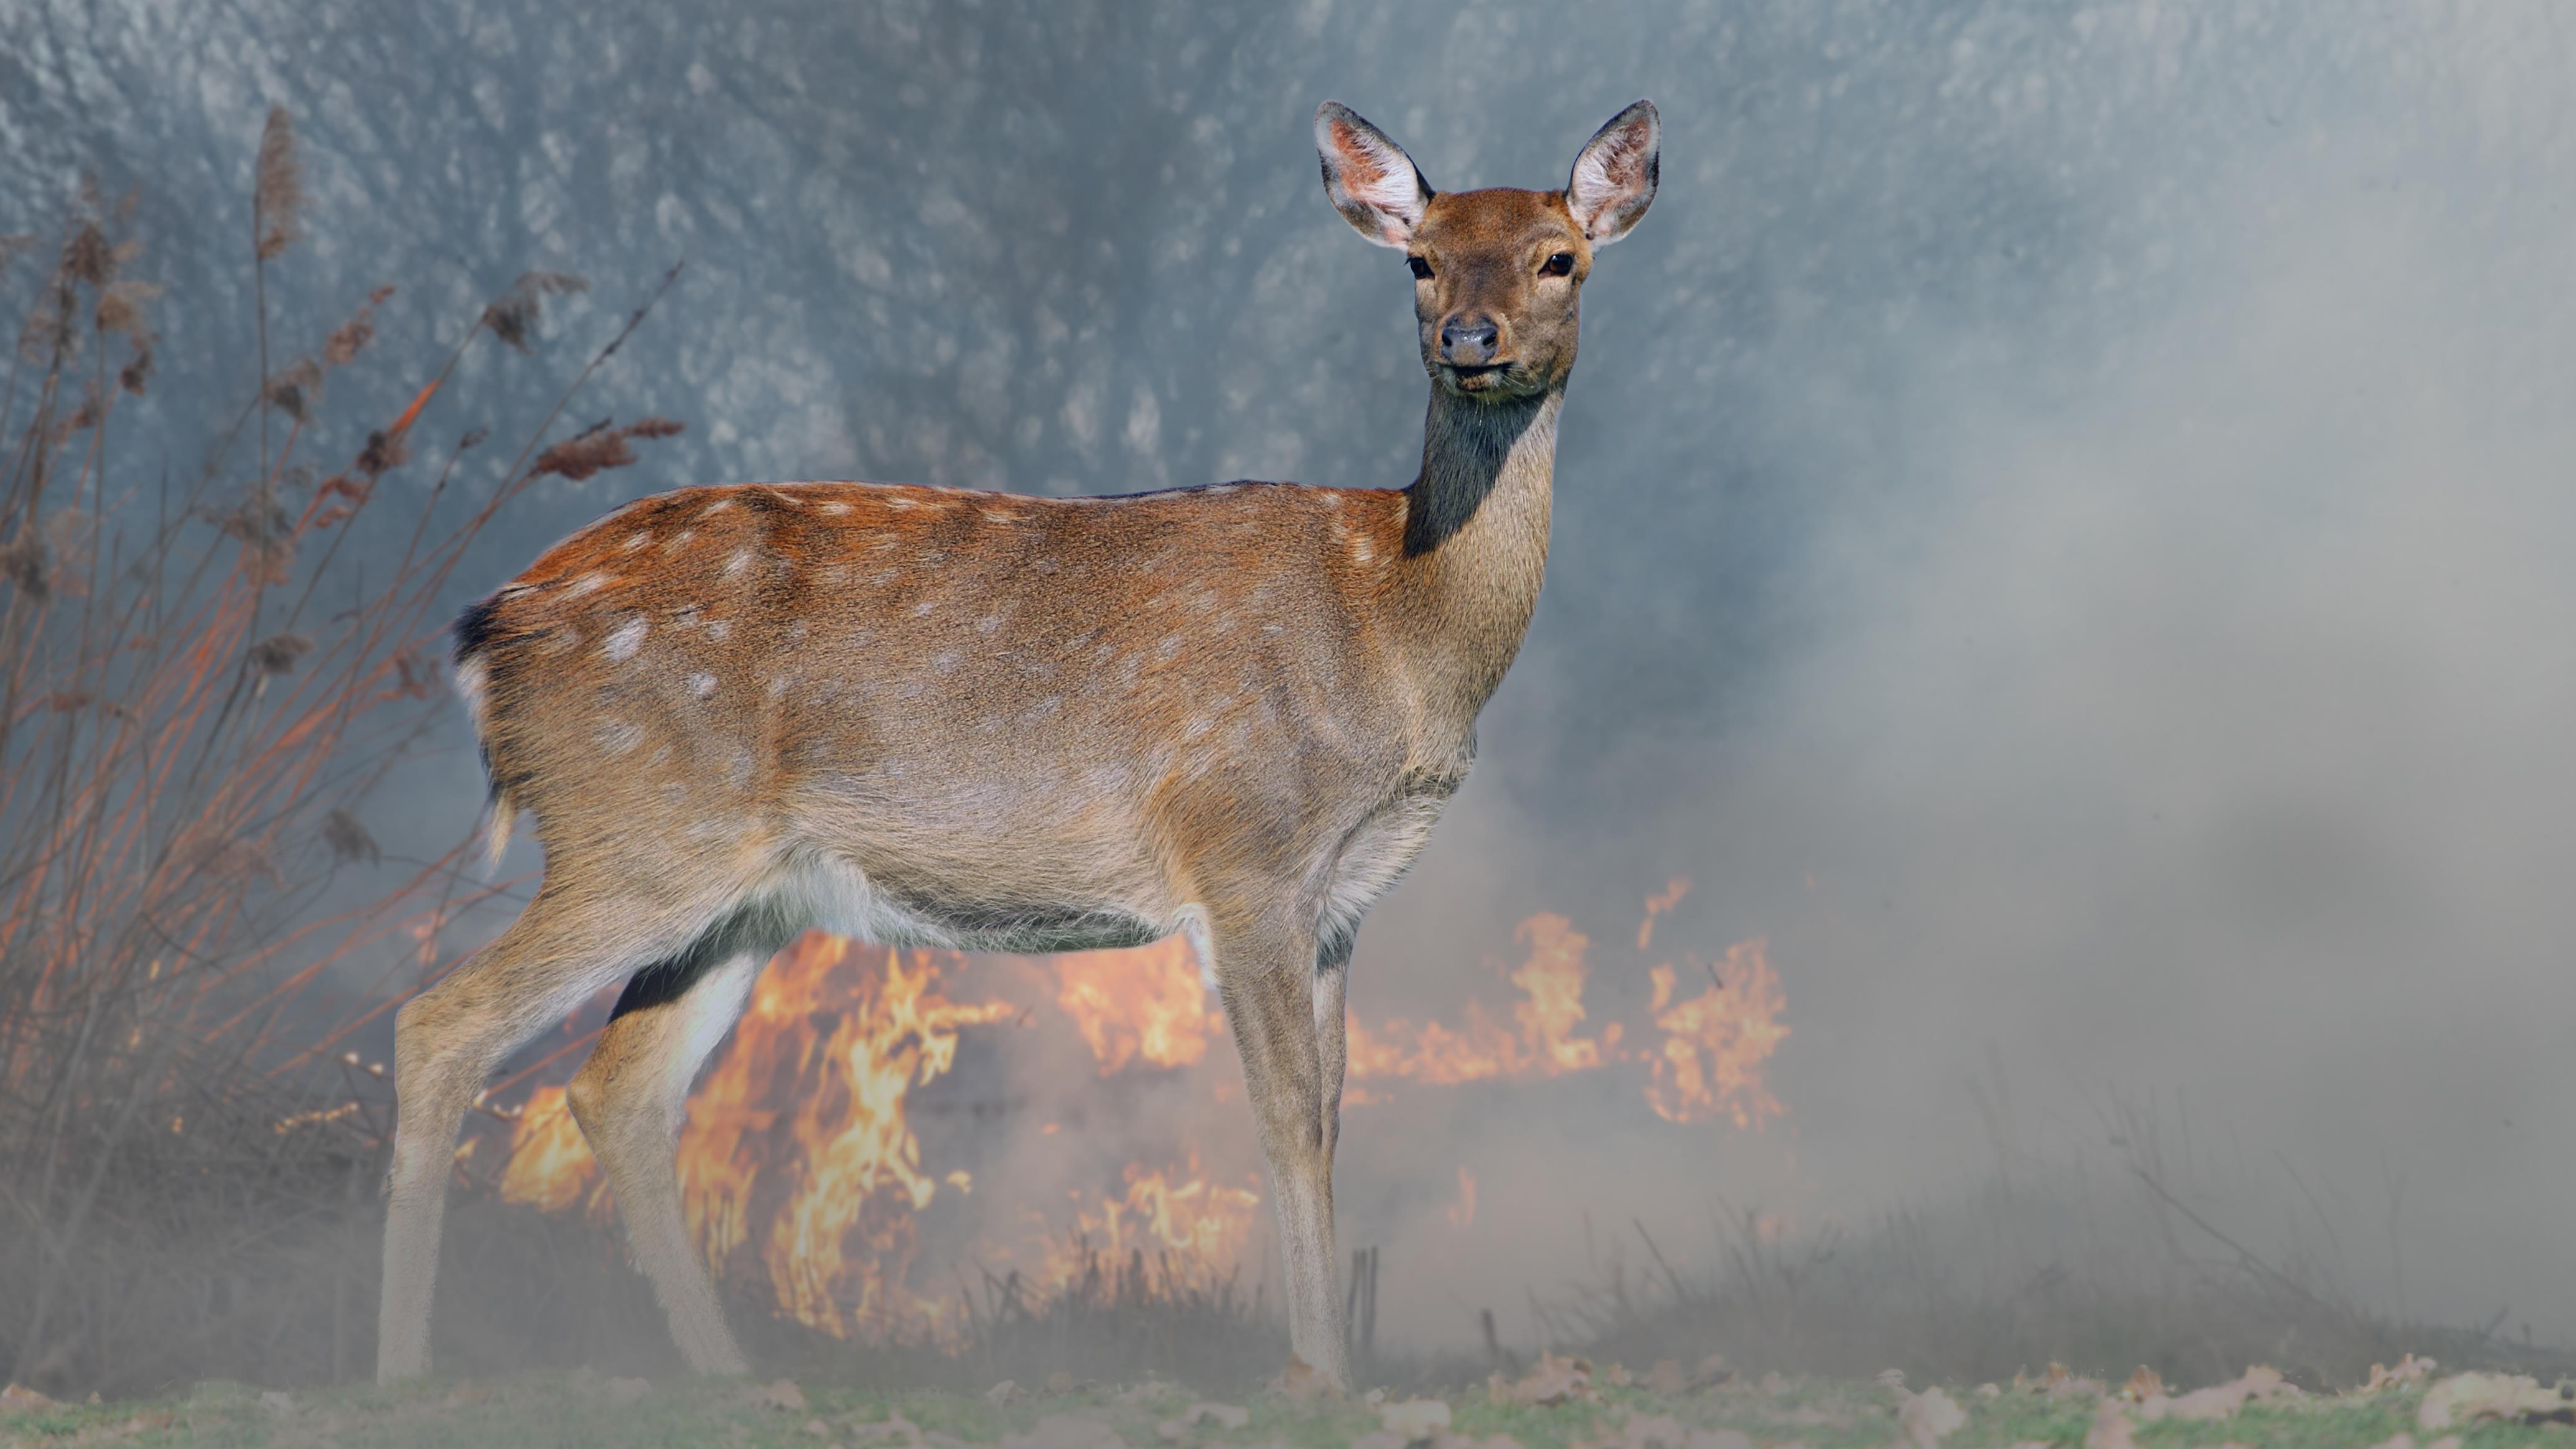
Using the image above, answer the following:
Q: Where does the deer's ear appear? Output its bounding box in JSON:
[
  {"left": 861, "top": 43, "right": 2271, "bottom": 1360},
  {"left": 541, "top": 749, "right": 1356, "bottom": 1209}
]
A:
[
  {"left": 1316, "top": 102, "right": 1433, "bottom": 248},
  {"left": 1566, "top": 100, "right": 1659, "bottom": 245}
]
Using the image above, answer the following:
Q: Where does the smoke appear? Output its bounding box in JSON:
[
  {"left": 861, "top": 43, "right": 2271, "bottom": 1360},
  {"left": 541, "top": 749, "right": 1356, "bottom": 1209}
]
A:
[{"left": 9, "top": 0, "right": 2575, "bottom": 1367}]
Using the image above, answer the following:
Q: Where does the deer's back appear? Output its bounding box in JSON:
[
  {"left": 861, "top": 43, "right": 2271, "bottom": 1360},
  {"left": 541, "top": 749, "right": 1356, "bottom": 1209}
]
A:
[{"left": 456, "top": 479, "right": 1419, "bottom": 929}]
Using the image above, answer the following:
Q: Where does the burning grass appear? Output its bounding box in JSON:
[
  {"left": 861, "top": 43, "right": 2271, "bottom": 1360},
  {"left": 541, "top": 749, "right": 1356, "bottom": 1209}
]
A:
[
  {"left": 473, "top": 887, "right": 1791, "bottom": 1361},
  {"left": 0, "top": 110, "right": 684, "bottom": 1397}
]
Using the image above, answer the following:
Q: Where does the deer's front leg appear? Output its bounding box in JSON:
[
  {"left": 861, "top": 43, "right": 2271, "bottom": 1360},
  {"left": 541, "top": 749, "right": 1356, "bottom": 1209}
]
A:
[{"left": 1205, "top": 913, "right": 1351, "bottom": 1392}]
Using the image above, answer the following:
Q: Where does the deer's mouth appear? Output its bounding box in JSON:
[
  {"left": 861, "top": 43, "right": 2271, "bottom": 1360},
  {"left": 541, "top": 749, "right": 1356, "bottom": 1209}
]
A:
[{"left": 1444, "top": 361, "right": 1514, "bottom": 392}]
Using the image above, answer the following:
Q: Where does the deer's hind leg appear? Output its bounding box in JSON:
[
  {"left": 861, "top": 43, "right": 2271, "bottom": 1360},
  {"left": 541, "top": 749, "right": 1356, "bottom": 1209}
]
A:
[
  {"left": 377, "top": 875, "right": 744, "bottom": 1384},
  {"left": 567, "top": 907, "right": 797, "bottom": 1375}
]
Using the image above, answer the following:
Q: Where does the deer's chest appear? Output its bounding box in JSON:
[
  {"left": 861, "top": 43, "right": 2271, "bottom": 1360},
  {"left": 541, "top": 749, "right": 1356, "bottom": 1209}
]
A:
[{"left": 1317, "top": 749, "right": 1473, "bottom": 949}]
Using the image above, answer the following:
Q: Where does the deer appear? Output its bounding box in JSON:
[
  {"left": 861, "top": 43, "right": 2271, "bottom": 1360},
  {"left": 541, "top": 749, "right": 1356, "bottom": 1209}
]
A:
[{"left": 377, "top": 98, "right": 1659, "bottom": 1391}]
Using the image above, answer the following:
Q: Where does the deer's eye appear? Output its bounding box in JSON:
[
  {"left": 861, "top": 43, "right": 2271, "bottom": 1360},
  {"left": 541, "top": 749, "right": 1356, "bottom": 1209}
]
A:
[
  {"left": 1406, "top": 256, "right": 1434, "bottom": 281},
  {"left": 1541, "top": 251, "right": 1576, "bottom": 277}
]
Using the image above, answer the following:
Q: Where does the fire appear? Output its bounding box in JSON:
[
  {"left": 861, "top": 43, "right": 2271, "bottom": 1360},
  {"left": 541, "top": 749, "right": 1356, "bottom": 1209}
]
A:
[
  {"left": 1033, "top": 1158, "right": 1264, "bottom": 1294},
  {"left": 1645, "top": 940, "right": 1788, "bottom": 1129},
  {"left": 1447, "top": 1167, "right": 1477, "bottom": 1229},
  {"left": 1345, "top": 917, "right": 1614, "bottom": 1085},
  {"left": 497, "top": 1085, "right": 603, "bottom": 1216},
  {"left": 1638, "top": 877, "right": 1691, "bottom": 951},
  {"left": 1052, "top": 936, "right": 1218, "bottom": 1074},
  {"left": 492, "top": 878, "right": 1789, "bottom": 1341},
  {"left": 745, "top": 937, "right": 1014, "bottom": 1336}
]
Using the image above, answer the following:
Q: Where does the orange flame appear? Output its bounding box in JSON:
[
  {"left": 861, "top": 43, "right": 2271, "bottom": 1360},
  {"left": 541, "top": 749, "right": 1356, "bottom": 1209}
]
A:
[
  {"left": 497, "top": 1084, "right": 604, "bottom": 1216},
  {"left": 1345, "top": 915, "right": 1617, "bottom": 1085},
  {"left": 1052, "top": 936, "right": 1218, "bottom": 1074},
  {"left": 1032, "top": 1157, "right": 1264, "bottom": 1293},
  {"left": 495, "top": 882, "right": 1790, "bottom": 1338},
  {"left": 1645, "top": 940, "right": 1789, "bottom": 1128}
]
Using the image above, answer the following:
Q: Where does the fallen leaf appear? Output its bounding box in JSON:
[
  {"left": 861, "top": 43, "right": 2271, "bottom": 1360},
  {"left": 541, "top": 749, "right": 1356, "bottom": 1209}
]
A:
[
  {"left": 1495, "top": 1351, "right": 1595, "bottom": 1407},
  {"left": 1897, "top": 1387, "right": 1967, "bottom": 1449},
  {"left": 1647, "top": 1359, "right": 1687, "bottom": 1395},
  {"left": 986, "top": 1382, "right": 1018, "bottom": 1404},
  {"left": 2121, "top": 1367, "right": 2163, "bottom": 1402},
  {"left": 758, "top": 1379, "right": 810, "bottom": 1412},
  {"left": 2145, "top": 1366, "right": 2289, "bottom": 1422},
  {"left": 1, "top": 1385, "right": 55, "bottom": 1413},
  {"left": 1603, "top": 1364, "right": 1633, "bottom": 1388},
  {"left": 2364, "top": 1355, "right": 2437, "bottom": 1392},
  {"left": 2417, "top": 1372, "right": 2573, "bottom": 1430},
  {"left": 1380, "top": 1399, "right": 1452, "bottom": 1441},
  {"left": 1689, "top": 1354, "right": 1733, "bottom": 1390}
]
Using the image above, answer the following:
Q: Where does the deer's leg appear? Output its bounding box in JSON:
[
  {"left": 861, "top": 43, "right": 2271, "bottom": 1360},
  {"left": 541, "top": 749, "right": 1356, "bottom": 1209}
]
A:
[
  {"left": 567, "top": 949, "right": 762, "bottom": 1376},
  {"left": 1314, "top": 934, "right": 1354, "bottom": 1165},
  {"left": 1204, "top": 911, "right": 1352, "bottom": 1391},
  {"left": 378, "top": 884, "right": 651, "bottom": 1383}
]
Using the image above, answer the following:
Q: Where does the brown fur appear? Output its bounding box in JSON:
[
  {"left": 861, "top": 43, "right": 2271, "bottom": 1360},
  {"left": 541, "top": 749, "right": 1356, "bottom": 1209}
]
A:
[{"left": 379, "top": 100, "right": 1658, "bottom": 1391}]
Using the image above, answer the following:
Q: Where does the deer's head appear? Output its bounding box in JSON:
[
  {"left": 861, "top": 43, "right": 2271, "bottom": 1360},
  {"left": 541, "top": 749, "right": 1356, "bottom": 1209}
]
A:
[{"left": 1316, "top": 100, "right": 1659, "bottom": 403}]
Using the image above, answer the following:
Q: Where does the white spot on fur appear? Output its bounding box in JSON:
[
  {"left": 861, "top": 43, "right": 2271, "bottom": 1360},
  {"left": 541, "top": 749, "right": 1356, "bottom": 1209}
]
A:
[
  {"left": 980, "top": 509, "right": 1017, "bottom": 523},
  {"left": 697, "top": 498, "right": 734, "bottom": 518},
  {"left": 707, "top": 620, "right": 732, "bottom": 642},
  {"left": 820, "top": 500, "right": 852, "bottom": 516},
  {"left": 724, "top": 549, "right": 753, "bottom": 577},
  {"left": 566, "top": 572, "right": 609, "bottom": 598},
  {"left": 687, "top": 672, "right": 717, "bottom": 699},
  {"left": 912, "top": 600, "right": 936, "bottom": 617},
  {"left": 623, "top": 533, "right": 651, "bottom": 552},
  {"left": 603, "top": 615, "right": 649, "bottom": 661},
  {"left": 1351, "top": 539, "right": 1374, "bottom": 564},
  {"left": 785, "top": 621, "right": 808, "bottom": 643},
  {"left": 661, "top": 529, "right": 695, "bottom": 556},
  {"left": 767, "top": 675, "right": 788, "bottom": 700}
]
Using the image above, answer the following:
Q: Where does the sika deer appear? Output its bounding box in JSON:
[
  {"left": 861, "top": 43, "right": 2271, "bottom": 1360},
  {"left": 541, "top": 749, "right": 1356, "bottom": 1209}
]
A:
[{"left": 378, "top": 99, "right": 1659, "bottom": 1389}]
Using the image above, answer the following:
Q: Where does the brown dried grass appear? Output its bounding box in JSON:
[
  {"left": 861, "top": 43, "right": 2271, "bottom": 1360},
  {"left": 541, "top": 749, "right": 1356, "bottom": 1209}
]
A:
[{"left": 0, "top": 109, "right": 682, "bottom": 1397}]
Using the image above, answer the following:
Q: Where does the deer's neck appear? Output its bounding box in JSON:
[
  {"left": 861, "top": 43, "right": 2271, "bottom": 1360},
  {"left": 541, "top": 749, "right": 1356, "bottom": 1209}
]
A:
[{"left": 1391, "top": 386, "right": 1561, "bottom": 730}]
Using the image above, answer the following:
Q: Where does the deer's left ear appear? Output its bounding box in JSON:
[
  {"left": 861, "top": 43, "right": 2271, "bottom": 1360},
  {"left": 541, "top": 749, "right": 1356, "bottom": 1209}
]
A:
[{"left": 1566, "top": 100, "right": 1659, "bottom": 245}]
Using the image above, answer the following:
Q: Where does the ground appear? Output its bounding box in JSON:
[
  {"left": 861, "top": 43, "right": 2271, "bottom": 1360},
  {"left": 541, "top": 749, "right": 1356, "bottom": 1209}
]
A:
[{"left": 4, "top": 1362, "right": 2573, "bottom": 1449}]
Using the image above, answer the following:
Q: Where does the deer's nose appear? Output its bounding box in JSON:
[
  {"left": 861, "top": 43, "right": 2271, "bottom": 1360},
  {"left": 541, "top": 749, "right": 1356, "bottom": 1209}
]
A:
[{"left": 1439, "top": 315, "right": 1502, "bottom": 366}]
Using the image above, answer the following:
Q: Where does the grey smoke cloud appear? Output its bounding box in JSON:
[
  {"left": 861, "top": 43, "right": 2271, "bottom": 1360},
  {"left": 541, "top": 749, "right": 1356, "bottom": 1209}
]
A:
[{"left": 8, "top": 0, "right": 2572, "bottom": 1351}]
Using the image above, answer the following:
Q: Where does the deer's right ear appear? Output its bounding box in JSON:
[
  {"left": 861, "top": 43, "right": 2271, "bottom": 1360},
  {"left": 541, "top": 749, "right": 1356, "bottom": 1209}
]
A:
[{"left": 1315, "top": 102, "right": 1433, "bottom": 248}]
